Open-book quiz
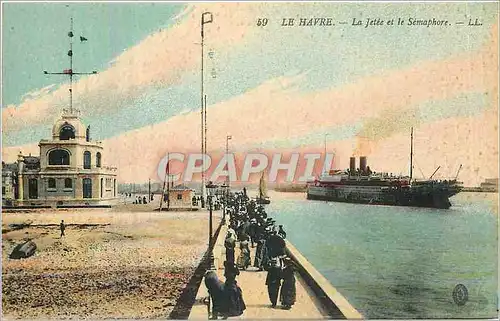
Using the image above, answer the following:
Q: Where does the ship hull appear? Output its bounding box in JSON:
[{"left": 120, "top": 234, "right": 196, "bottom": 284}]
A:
[{"left": 306, "top": 184, "right": 460, "bottom": 209}]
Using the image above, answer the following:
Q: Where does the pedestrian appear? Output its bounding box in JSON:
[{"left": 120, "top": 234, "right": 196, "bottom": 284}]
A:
[
  {"left": 237, "top": 234, "right": 251, "bottom": 270},
  {"left": 254, "top": 236, "right": 267, "bottom": 271},
  {"left": 278, "top": 225, "right": 287, "bottom": 240},
  {"left": 279, "top": 257, "right": 296, "bottom": 309},
  {"left": 227, "top": 226, "right": 237, "bottom": 241},
  {"left": 223, "top": 269, "right": 246, "bottom": 317},
  {"left": 224, "top": 261, "right": 240, "bottom": 283},
  {"left": 60, "top": 220, "right": 66, "bottom": 238},
  {"left": 204, "top": 270, "right": 226, "bottom": 319},
  {"left": 242, "top": 220, "right": 250, "bottom": 238},
  {"left": 265, "top": 257, "right": 282, "bottom": 308},
  {"left": 143, "top": 196, "right": 147, "bottom": 204},
  {"left": 248, "top": 219, "right": 257, "bottom": 247},
  {"left": 268, "top": 230, "right": 286, "bottom": 257},
  {"left": 225, "top": 233, "right": 236, "bottom": 264}
]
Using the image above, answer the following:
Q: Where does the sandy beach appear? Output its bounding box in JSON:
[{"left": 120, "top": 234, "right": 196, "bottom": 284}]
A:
[{"left": 2, "top": 203, "right": 221, "bottom": 319}]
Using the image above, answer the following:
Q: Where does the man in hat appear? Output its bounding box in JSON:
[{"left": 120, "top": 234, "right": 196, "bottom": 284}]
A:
[
  {"left": 280, "top": 256, "right": 296, "bottom": 309},
  {"left": 267, "top": 229, "right": 286, "bottom": 258},
  {"left": 265, "top": 257, "right": 282, "bottom": 308}
]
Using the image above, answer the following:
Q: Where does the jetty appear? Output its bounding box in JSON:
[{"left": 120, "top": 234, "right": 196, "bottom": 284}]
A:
[{"left": 189, "top": 224, "right": 362, "bottom": 319}]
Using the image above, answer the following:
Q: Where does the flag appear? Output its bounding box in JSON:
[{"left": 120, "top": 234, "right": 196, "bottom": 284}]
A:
[
  {"left": 80, "top": 36, "right": 88, "bottom": 42},
  {"left": 202, "top": 12, "right": 213, "bottom": 24},
  {"left": 165, "top": 161, "right": 170, "bottom": 174}
]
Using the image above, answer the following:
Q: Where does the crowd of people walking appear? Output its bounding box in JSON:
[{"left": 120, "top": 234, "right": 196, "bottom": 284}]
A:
[{"left": 204, "top": 189, "right": 297, "bottom": 319}]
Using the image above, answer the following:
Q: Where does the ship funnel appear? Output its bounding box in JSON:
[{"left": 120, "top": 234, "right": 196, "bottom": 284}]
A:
[
  {"left": 349, "top": 157, "right": 356, "bottom": 174},
  {"left": 360, "top": 156, "right": 367, "bottom": 173}
]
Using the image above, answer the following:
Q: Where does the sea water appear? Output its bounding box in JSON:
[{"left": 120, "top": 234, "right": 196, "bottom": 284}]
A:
[{"left": 266, "top": 192, "right": 498, "bottom": 318}]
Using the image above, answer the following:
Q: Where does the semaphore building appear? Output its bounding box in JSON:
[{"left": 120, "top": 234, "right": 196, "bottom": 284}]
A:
[{"left": 2, "top": 109, "right": 118, "bottom": 207}]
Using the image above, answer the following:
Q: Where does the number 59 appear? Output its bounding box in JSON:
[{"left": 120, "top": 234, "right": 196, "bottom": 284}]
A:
[{"left": 257, "top": 18, "right": 268, "bottom": 27}]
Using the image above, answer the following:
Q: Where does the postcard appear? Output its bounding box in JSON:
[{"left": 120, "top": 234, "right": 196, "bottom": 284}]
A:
[{"left": 2, "top": 1, "right": 498, "bottom": 320}]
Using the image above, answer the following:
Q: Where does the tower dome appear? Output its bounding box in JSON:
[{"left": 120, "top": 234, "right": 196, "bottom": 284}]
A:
[{"left": 52, "top": 110, "right": 86, "bottom": 141}]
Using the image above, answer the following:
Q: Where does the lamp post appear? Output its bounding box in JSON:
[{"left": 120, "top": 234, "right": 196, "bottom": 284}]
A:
[
  {"left": 148, "top": 178, "right": 151, "bottom": 202},
  {"left": 224, "top": 135, "right": 232, "bottom": 221},
  {"left": 206, "top": 181, "right": 217, "bottom": 270},
  {"left": 324, "top": 133, "right": 329, "bottom": 174},
  {"left": 200, "top": 12, "right": 213, "bottom": 209}
]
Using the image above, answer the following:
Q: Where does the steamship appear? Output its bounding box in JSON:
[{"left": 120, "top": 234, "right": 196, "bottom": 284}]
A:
[{"left": 306, "top": 130, "right": 463, "bottom": 209}]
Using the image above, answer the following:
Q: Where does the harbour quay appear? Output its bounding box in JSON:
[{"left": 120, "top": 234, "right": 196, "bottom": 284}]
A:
[
  {"left": 190, "top": 226, "right": 362, "bottom": 319},
  {"left": 189, "top": 191, "right": 363, "bottom": 320}
]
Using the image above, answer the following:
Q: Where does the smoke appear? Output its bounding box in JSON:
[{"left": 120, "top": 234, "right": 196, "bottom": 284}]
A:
[{"left": 354, "top": 107, "right": 419, "bottom": 156}]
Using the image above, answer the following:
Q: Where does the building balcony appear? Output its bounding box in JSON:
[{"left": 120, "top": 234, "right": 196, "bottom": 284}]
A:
[
  {"left": 39, "top": 139, "right": 103, "bottom": 145},
  {"left": 39, "top": 165, "right": 117, "bottom": 175}
]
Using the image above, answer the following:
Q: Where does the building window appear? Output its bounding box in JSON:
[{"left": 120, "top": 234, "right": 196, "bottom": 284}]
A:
[
  {"left": 29, "top": 179, "right": 38, "bottom": 199},
  {"left": 177, "top": 193, "right": 183, "bottom": 200},
  {"left": 83, "top": 178, "right": 92, "bottom": 198},
  {"left": 59, "top": 124, "right": 76, "bottom": 140},
  {"left": 65, "top": 178, "right": 72, "bottom": 189},
  {"left": 48, "top": 149, "right": 70, "bottom": 165},
  {"left": 48, "top": 178, "right": 56, "bottom": 189},
  {"left": 83, "top": 151, "right": 91, "bottom": 169},
  {"left": 96, "top": 152, "right": 102, "bottom": 168}
]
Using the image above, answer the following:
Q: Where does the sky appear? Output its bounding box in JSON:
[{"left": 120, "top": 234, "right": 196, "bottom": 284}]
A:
[{"left": 2, "top": 2, "right": 498, "bottom": 185}]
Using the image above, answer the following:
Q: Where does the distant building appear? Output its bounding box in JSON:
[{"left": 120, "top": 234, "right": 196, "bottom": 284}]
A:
[
  {"left": 2, "top": 162, "right": 18, "bottom": 205},
  {"left": 480, "top": 178, "right": 498, "bottom": 192},
  {"left": 2, "top": 110, "right": 118, "bottom": 207},
  {"left": 163, "top": 184, "right": 197, "bottom": 210}
]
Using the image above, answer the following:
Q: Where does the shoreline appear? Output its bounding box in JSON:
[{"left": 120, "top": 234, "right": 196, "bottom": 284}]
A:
[{"left": 2, "top": 208, "right": 221, "bottom": 319}]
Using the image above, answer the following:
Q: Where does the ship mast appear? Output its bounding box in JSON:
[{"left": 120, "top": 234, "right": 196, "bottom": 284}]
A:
[
  {"left": 43, "top": 17, "right": 97, "bottom": 114},
  {"left": 409, "top": 127, "right": 413, "bottom": 182}
]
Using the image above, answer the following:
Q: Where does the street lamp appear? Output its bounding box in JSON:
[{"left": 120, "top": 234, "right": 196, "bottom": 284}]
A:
[
  {"left": 206, "top": 181, "right": 217, "bottom": 270},
  {"left": 324, "top": 133, "right": 329, "bottom": 174},
  {"left": 200, "top": 12, "right": 213, "bottom": 209},
  {"left": 224, "top": 135, "right": 232, "bottom": 221}
]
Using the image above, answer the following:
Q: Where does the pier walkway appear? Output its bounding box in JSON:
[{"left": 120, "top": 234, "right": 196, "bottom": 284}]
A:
[{"left": 189, "top": 225, "right": 362, "bottom": 319}]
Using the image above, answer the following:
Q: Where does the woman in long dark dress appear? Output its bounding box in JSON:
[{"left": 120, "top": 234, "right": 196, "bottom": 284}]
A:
[
  {"left": 204, "top": 271, "right": 226, "bottom": 319},
  {"left": 280, "top": 257, "right": 296, "bottom": 309},
  {"left": 254, "top": 237, "right": 267, "bottom": 271},
  {"left": 237, "top": 234, "right": 251, "bottom": 270},
  {"left": 223, "top": 278, "right": 246, "bottom": 317},
  {"left": 225, "top": 233, "right": 236, "bottom": 264}
]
